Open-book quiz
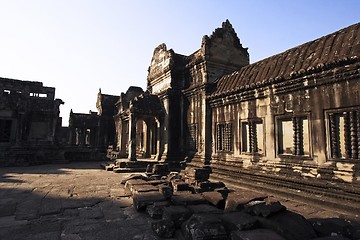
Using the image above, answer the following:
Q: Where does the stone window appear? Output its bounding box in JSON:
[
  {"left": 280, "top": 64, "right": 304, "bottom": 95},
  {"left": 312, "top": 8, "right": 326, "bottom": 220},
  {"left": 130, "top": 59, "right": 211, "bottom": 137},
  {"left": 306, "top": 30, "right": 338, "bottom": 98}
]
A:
[
  {"left": 241, "top": 119, "right": 264, "bottom": 153},
  {"left": 328, "top": 109, "right": 359, "bottom": 160},
  {"left": 216, "top": 122, "right": 233, "bottom": 152},
  {"left": 0, "top": 119, "right": 12, "bottom": 142},
  {"left": 277, "top": 116, "right": 310, "bottom": 156},
  {"left": 188, "top": 124, "right": 197, "bottom": 150}
]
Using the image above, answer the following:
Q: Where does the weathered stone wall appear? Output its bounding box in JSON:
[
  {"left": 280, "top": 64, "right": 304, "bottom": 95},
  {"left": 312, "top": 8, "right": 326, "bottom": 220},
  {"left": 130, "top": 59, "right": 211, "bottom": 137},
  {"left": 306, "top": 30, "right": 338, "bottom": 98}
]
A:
[
  {"left": 209, "top": 60, "right": 360, "bottom": 188},
  {"left": 0, "top": 77, "right": 64, "bottom": 166}
]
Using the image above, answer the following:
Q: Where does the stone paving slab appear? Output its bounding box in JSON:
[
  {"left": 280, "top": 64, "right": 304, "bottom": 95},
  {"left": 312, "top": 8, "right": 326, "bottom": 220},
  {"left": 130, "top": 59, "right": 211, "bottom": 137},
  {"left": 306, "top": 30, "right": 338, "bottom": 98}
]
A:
[{"left": 0, "top": 161, "right": 358, "bottom": 240}]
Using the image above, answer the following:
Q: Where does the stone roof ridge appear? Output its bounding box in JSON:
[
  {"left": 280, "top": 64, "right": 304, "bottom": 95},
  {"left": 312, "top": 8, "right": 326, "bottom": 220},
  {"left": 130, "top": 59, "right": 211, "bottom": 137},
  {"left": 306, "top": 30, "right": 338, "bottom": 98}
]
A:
[{"left": 211, "top": 22, "right": 360, "bottom": 98}]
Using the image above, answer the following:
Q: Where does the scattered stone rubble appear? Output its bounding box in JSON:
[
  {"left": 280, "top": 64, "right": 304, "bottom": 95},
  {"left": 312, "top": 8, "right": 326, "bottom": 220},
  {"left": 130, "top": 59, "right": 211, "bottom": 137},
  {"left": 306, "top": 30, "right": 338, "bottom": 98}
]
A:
[{"left": 120, "top": 163, "right": 360, "bottom": 240}]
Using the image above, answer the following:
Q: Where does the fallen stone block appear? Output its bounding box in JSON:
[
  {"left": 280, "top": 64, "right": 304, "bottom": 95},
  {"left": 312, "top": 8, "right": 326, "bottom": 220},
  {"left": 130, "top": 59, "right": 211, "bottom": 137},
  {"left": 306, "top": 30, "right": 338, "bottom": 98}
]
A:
[
  {"left": 171, "top": 192, "right": 207, "bottom": 206},
  {"left": 162, "top": 205, "right": 192, "bottom": 229},
  {"left": 171, "top": 179, "right": 190, "bottom": 192},
  {"left": 187, "top": 204, "right": 223, "bottom": 214},
  {"left": 152, "top": 219, "right": 175, "bottom": 238},
  {"left": 99, "top": 162, "right": 112, "bottom": 170},
  {"left": 198, "top": 181, "right": 225, "bottom": 191},
  {"left": 245, "top": 200, "right": 286, "bottom": 218},
  {"left": 166, "top": 172, "right": 181, "bottom": 183},
  {"left": 124, "top": 179, "right": 149, "bottom": 195},
  {"left": 182, "top": 213, "right": 227, "bottom": 240},
  {"left": 152, "top": 163, "right": 169, "bottom": 176},
  {"left": 257, "top": 210, "right": 317, "bottom": 240},
  {"left": 148, "top": 174, "right": 162, "bottom": 180},
  {"left": 105, "top": 164, "right": 114, "bottom": 171},
  {"left": 187, "top": 168, "right": 210, "bottom": 182},
  {"left": 132, "top": 192, "right": 166, "bottom": 211},
  {"left": 309, "top": 218, "right": 357, "bottom": 239},
  {"left": 225, "top": 191, "right": 267, "bottom": 211},
  {"left": 146, "top": 201, "right": 170, "bottom": 219},
  {"left": 146, "top": 164, "right": 152, "bottom": 174},
  {"left": 202, "top": 191, "right": 226, "bottom": 208},
  {"left": 120, "top": 174, "right": 148, "bottom": 184},
  {"left": 221, "top": 211, "right": 257, "bottom": 231},
  {"left": 131, "top": 184, "right": 159, "bottom": 195},
  {"left": 230, "top": 228, "right": 286, "bottom": 240},
  {"left": 147, "top": 180, "right": 167, "bottom": 186},
  {"left": 217, "top": 187, "right": 233, "bottom": 198},
  {"left": 158, "top": 184, "right": 173, "bottom": 199}
]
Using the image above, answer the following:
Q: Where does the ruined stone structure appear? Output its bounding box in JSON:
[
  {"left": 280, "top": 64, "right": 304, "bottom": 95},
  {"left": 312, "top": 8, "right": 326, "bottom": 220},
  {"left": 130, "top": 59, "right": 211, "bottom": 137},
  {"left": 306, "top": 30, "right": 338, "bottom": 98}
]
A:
[
  {"left": 114, "top": 20, "right": 249, "bottom": 165},
  {"left": 67, "top": 89, "right": 117, "bottom": 161},
  {"left": 113, "top": 20, "right": 360, "bottom": 203},
  {"left": 0, "top": 77, "right": 64, "bottom": 166}
]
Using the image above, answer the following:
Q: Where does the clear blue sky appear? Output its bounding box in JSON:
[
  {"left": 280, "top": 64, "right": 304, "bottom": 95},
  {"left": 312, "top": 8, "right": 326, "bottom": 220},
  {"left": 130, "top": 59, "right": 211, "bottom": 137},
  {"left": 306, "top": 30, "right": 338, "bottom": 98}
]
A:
[{"left": 0, "top": 1, "right": 359, "bottom": 126}]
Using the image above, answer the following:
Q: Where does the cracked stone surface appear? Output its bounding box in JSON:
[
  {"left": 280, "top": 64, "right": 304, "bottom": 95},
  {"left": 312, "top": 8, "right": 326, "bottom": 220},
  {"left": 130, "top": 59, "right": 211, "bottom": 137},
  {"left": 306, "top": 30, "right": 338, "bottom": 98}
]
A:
[
  {"left": 0, "top": 161, "right": 358, "bottom": 240},
  {"left": 0, "top": 162, "right": 159, "bottom": 240}
]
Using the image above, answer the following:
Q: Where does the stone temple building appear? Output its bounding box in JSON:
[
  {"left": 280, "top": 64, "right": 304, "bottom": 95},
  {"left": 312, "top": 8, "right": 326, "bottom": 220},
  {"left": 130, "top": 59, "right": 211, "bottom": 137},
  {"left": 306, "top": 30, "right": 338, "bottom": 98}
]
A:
[
  {"left": 0, "top": 77, "right": 64, "bottom": 166},
  {"left": 0, "top": 20, "right": 359, "bottom": 204},
  {"left": 111, "top": 20, "right": 360, "bottom": 200},
  {"left": 66, "top": 89, "right": 118, "bottom": 161}
]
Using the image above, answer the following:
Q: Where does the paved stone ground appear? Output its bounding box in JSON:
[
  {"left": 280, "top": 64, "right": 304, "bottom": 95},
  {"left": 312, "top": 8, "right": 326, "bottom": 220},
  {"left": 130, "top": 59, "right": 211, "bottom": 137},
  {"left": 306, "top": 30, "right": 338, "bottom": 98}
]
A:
[{"left": 0, "top": 161, "right": 358, "bottom": 240}]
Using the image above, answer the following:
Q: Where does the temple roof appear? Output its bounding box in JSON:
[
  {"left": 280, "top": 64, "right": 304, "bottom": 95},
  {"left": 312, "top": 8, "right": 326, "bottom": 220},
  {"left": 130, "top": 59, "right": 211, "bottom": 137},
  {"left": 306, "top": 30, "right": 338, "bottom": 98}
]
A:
[{"left": 211, "top": 22, "right": 360, "bottom": 98}]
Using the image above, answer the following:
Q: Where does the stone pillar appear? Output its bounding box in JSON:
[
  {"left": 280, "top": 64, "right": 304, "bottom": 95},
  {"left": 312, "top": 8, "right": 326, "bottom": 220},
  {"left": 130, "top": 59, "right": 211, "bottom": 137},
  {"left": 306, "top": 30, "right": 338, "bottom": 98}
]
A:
[
  {"left": 161, "top": 97, "right": 169, "bottom": 161},
  {"left": 155, "top": 118, "right": 162, "bottom": 160},
  {"left": 128, "top": 114, "right": 137, "bottom": 161},
  {"left": 204, "top": 101, "right": 213, "bottom": 164},
  {"left": 144, "top": 121, "right": 151, "bottom": 158}
]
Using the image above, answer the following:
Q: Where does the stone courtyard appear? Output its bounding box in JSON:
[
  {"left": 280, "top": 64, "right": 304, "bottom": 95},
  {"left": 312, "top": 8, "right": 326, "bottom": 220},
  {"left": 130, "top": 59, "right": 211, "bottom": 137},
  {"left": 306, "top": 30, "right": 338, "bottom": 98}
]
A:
[{"left": 0, "top": 161, "right": 359, "bottom": 240}]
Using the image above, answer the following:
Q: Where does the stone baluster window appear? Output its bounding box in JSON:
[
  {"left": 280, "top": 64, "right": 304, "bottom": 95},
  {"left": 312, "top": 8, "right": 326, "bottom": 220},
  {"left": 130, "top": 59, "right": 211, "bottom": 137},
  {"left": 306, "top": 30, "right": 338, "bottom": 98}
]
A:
[
  {"left": 216, "top": 122, "right": 233, "bottom": 152},
  {"left": 277, "top": 116, "right": 310, "bottom": 156},
  {"left": 328, "top": 109, "right": 359, "bottom": 160},
  {"left": 241, "top": 119, "right": 264, "bottom": 153}
]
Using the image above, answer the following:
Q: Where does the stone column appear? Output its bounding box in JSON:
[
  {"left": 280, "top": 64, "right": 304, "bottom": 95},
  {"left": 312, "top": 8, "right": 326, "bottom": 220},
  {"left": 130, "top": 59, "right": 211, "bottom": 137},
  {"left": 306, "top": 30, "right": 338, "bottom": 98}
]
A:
[
  {"left": 128, "top": 114, "right": 137, "bottom": 161},
  {"left": 118, "top": 120, "right": 128, "bottom": 157},
  {"left": 162, "top": 97, "right": 169, "bottom": 161},
  {"left": 144, "top": 120, "right": 151, "bottom": 158},
  {"left": 203, "top": 92, "right": 212, "bottom": 164},
  {"left": 155, "top": 118, "right": 162, "bottom": 160}
]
